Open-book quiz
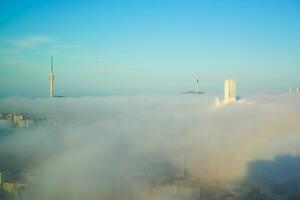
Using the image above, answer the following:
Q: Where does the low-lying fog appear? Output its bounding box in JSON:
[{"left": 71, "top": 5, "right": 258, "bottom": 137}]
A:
[{"left": 0, "top": 94, "right": 300, "bottom": 199}]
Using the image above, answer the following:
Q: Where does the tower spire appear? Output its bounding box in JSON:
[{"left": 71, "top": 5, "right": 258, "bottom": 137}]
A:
[
  {"left": 196, "top": 78, "right": 199, "bottom": 93},
  {"left": 49, "top": 56, "right": 55, "bottom": 97},
  {"left": 51, "top": 56, "right": 53, "bottom": 73}
]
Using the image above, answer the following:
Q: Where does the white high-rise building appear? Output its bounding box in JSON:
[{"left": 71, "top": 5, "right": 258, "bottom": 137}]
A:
[
  {"left": 224, "top": 79, "right": 236, "bottom": 104},
  {"left": 49, "top": 56, "right": 55, "bottom": 97}
]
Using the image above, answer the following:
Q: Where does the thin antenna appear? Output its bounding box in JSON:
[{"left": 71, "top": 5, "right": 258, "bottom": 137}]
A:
[
  {"left": 51, "top": 56, "right": 53, "bottom": 73},
  {"left": 196, "top": 78, "right": 199, "bottom": 93}
]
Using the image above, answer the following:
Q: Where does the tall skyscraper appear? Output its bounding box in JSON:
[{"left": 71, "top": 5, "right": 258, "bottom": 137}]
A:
[
  {"left": 224, "top": 79, "right": 236, "bottom": 104},
  {"left": 49, "top": 56, "right": 55, "bottom": 97}
]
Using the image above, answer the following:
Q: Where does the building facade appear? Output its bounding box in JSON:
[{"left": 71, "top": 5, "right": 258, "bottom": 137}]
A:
[{"left": 224, "top": 79, "right": 236, "bottom": 104}]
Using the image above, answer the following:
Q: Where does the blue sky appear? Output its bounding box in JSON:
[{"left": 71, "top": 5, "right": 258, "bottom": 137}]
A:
[{"left": 0, "top": 0, "right": 299, "bottom": 97}]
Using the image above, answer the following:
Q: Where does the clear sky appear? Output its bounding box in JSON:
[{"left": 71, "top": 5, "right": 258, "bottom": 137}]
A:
[{"left": 0, "top": 0, "right": 299, "bottom": 97}]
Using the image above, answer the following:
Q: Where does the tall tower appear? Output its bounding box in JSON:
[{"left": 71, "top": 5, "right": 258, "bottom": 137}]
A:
[
  {"left": 49, "top": 56, "right": 55, "bottom": 97},
  {"left": 224, "top": 79, "right": 236, "bottom": 104}
]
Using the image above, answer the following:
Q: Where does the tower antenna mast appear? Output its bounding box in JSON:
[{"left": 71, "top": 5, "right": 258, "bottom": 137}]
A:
[
  {"left": 49, "top": 56, "right": 55, "bottom": 97},
  {"left": 51, "top": 56, "right": 53, "bottom": 73}
]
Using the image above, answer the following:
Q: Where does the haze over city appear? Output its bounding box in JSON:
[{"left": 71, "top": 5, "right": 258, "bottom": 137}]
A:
[{"left": 1, "top": 1, "right": 300, "bottom": 200}]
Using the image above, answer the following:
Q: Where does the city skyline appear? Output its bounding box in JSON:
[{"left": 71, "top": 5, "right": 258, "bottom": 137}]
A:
[
  {"left": 1, "top": 0, "right": 300, "bottom": 97},
  {"left": 2, "top": 2, "right": 300, "bottom": 199}
]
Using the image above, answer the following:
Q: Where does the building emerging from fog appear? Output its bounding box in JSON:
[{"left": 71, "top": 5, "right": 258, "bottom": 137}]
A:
[
  {"left": 224, "top": 79, "right": 236, "bottom": 104},
  {"left": 0, "top": 113, "right": 33, "bottom": 129},
  {"left": 290, "top": 87, "right": 300, "bottom": 94},
  {"left": 214, "top": 79, "right": 240, "bottom": 107}
]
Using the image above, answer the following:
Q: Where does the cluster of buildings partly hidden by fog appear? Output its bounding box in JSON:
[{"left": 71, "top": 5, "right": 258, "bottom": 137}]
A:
[
  {"left": 289, "top": 87, "right": 300, "bottom": 94},
  {"left": 48, "top": 56, "right": 244, "bottom": 105},
  {"left": 46, "top": 56, "right": 299, "bottom": 105},
  {"left": 0, "top": 76, "right": 240, "bottom": 130},
  {"left": 1, "top": 57, "right": 300, "bottom": 200},
  {"left": 0, "top": 57, "right": 246, "bottom": 134},
  {"left": 0, "top": 113, "right": 34, "bottom": 129}
]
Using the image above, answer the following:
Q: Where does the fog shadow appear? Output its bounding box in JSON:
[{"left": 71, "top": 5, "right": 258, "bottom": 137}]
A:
[{"left": 243, "top": 155, "right": 300, "bottom": 199}]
